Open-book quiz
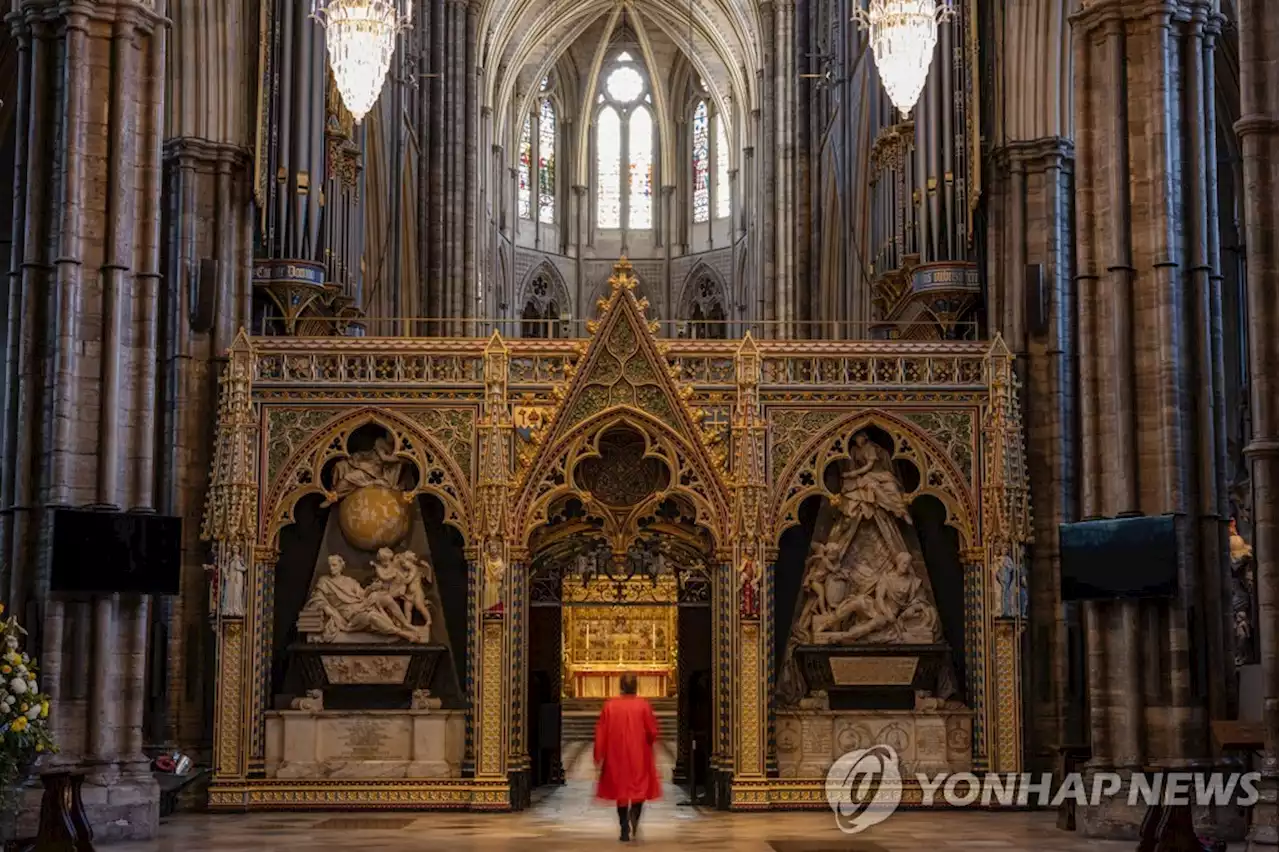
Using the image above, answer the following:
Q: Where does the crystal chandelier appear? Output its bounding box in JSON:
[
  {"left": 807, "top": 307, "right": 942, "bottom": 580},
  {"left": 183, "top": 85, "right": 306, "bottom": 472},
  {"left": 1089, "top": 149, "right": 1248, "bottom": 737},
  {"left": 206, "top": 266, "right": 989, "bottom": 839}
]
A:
[
  {"left": 854, "top": 0, "right": 954, "bottom": 117},
  {"left": 311, "top": 0, "right": 414, "bottom": 123}
]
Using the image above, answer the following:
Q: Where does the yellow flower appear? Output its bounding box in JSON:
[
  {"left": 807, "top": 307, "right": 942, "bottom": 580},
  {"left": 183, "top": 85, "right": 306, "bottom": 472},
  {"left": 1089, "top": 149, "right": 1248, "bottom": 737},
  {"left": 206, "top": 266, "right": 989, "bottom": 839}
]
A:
[
  {"left": 12, "top": 716, "right": 27, "bottom": 732},
  {"left": 39, "top": 702, "right": 47, "bottom": 718},
  {"left": 2, "top": 666, "right": 10, "bottom": 674},
  {"left": 35, "top": 744, "right": 42, "bottom": 752},
  {"left": 19, "top": 704, "right": 26, "bottom": 713}
]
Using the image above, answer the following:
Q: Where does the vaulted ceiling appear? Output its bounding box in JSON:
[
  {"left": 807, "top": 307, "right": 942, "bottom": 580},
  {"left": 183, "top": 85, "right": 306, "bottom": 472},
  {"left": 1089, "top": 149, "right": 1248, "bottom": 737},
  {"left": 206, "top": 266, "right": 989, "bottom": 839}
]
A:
[{"left": 479, "top": 0, "right": 763, "bottom": 160}]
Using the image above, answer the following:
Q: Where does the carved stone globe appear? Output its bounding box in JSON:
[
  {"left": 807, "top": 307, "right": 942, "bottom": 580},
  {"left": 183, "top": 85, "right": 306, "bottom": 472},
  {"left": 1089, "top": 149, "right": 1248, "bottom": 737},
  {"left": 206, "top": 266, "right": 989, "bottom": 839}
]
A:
[{"left": 337, "top": 484, "right": 411, "bottom": 551}]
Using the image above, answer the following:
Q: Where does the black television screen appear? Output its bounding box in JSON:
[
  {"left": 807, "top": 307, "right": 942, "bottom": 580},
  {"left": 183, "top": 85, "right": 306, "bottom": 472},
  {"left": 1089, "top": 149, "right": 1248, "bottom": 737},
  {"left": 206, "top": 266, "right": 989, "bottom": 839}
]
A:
[
  {"left": 1059, "top": 515, "right": 1178, "bottom": 601},
  {"left": 50, "top": 510, "right": 182, "bottom": 596}
]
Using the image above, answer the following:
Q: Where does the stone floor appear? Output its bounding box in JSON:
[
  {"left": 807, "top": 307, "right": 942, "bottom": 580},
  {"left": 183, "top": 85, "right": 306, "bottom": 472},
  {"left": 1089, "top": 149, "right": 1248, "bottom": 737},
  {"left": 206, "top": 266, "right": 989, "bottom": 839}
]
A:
[{"left": 106, "top": 781, "right": 1249, "bottom": 852}]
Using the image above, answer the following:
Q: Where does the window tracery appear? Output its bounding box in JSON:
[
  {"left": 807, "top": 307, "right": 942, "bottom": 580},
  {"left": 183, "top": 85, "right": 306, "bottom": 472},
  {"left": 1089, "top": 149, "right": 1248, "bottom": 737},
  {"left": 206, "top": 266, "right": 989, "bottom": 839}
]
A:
[
  {"left": 595, "top": 52, "right": 654, "bottom": 232},
  {"left": 518, "top": 115, "right": 534, "bottom": 220},
  {"left": 679, "top": 271, "right": 728, "bottom": 339},
  {"left": 520, "top": 269, "right": 569, "bottom": 338},
  {"left": 715, "top": 115, "right": 730, "bottom": 219},
  {"left": 538, "top": 98, "right": 557, "bottom": 224},
  {"left": 518, "top": 81, "right": 558, "bottom": 224},
  {"left": 692, "top": 101, "right": 710, "bottom": 224},
  {"left": 691, "top": 99, "right": 731, "bottom": 223}
]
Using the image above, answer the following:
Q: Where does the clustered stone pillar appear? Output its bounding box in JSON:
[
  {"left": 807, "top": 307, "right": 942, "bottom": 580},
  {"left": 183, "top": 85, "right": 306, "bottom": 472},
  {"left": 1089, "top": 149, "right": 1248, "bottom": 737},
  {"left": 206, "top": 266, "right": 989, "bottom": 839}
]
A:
[
  {"left": 159, "top": 0, "right": 257, "bottom": 759},
  {"left": 0, "top": 0, "right": 168, "bottom": 840},
  {"left": 1237, "top": 0, "right": 1279, "bottom": 847},
  {"left": 418, "top": 0, "right": 479, "bottom": 334},
  {"left": 1071, "top": 0, "right": 1237, "bottom": 839},
  {"left": 987, "top": 137, "right": 1076, "bottom": 768}
]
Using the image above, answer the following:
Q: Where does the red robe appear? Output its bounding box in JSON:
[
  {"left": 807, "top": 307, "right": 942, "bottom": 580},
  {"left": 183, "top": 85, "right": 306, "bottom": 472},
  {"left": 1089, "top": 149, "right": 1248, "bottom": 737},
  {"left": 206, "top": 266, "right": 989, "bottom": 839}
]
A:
[{"left": 593, "top": 694, "right": 662, "bottom": 804}]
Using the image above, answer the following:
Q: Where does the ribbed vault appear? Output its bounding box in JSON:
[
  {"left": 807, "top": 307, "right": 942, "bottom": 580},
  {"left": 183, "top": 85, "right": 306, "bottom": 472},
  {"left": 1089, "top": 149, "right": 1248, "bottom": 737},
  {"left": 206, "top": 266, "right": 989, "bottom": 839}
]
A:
[{"left": 480, "top": 0, "right": 761, "bottom": 180}]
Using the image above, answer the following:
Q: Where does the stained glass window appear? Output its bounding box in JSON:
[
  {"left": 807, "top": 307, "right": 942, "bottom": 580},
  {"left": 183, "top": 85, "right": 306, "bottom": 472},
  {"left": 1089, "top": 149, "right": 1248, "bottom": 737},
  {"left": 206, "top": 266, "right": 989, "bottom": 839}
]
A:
[
  {"left": 597, "top": 106, "right": 622, "bottom": 229},
  {"left": 628, "top": 106, "right": 653, "bottom": 230},
  {"left": 715, "top": 115, "right": 730, "bottom": 219},
  {"left": 538, "top": 98, "right": 556, "bottom": 224},
  {"left": 692, "top": 101, "right": 710, "bottom": 224},
  {"left": 518, "top": 115, "right": 533, "bottom": 220}
]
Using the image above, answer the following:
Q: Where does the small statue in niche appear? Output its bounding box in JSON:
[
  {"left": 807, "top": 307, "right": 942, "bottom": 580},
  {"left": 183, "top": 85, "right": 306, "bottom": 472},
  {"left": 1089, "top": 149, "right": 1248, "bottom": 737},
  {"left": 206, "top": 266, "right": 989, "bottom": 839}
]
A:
[
  {"left": 1229, "top": 517, "right": 1255, "bottom": 666},
  {"left": 482, "top": 540, "right": 506, "bottom": 614},
  {"left": 306, "top": 554, "right": 426, "bottom": 643},
  {"left": 322, "top": 435, "right": 408, "bottom": 507},
  {"left": 996, "top": 555, "right": 1027, "bottom": 619},
  {"left": 204, "top": 552, "right": 247, "bottom": 618},
  {"left": 739, "top": 556, "right": 760, "bottom": 620}
]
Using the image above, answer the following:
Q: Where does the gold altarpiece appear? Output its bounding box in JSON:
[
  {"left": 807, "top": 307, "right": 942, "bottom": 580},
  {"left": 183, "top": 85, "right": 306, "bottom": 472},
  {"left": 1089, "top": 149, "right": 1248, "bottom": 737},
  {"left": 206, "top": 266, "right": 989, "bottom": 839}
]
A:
[
  {"left": 562, "top": 577, "right": 679, "bottom": 700},
  {"left": 200, "top": 258, "right": 1031, "bottom": 811}
]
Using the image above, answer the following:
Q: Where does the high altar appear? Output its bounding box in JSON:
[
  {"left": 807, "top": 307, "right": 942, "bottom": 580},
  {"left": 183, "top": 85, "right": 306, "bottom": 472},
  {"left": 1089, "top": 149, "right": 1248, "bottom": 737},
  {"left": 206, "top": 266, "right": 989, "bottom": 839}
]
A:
[
  {"left": 201, "top": 258, "right": 1031, "bottom": 811},
  {"left": 562, "top": 577, "right": 678, "bottom": 700}
]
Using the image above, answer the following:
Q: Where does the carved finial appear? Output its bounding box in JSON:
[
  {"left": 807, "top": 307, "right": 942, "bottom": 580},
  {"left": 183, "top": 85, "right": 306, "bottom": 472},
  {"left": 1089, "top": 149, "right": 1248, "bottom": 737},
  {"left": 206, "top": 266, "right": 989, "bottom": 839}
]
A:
[
  {"left": 738, "top": 331, "right": 759, "bottom": 355},
  {"left": 985, "top": 333, "right": 1012, "bottom": 360},
  {"left": 484, "top": 328, "right": 508, "bottom": 354},
  {"left": 228, "top": 327, "right": 254, "bottom": 355},
  {"left": 609, "top": 255, "right": 637, "bottom": 291}
]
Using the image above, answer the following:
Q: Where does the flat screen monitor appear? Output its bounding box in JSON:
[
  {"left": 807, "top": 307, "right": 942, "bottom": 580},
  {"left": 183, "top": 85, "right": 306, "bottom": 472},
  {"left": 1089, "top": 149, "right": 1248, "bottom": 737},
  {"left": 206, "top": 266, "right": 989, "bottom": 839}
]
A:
[
  {"left": 50, "top": 509, "right": 182, "bottom": 596},
  {"left": 1059, "top": 515, "right": 1178, "bottom": 601}
]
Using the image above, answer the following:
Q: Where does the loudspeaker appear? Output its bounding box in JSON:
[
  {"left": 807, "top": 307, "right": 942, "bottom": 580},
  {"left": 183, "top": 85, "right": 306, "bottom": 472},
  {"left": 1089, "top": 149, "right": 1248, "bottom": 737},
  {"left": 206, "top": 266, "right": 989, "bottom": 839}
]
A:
[{"left": 1025, "top": 263, "right": 1047, "bottom": 337}]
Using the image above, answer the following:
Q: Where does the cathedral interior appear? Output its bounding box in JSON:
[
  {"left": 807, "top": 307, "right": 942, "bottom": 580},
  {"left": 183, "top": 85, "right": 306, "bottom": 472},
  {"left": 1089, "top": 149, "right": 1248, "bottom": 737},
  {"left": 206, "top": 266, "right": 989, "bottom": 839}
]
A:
[{"left": 0, "top": 0, "right": 1275, "bottom": 850}]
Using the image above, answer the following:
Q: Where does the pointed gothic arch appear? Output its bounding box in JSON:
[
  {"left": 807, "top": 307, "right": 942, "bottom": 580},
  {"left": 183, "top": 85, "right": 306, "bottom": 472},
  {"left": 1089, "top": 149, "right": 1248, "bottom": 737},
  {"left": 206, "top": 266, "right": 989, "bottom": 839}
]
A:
[
  {"left": 677, "top": 263, "right": 730, "bottom": 338},
  {"left": 262, "top": 407, "right": 474, "bottom": 550},
  {"left": 510, "top": 258, "right": 732, "bottom": 555},
  {"left": 768, "top": 408, "right": 979, "bottom": 550},
  {"left": 517, "top": 261, "right": 572, "bottom": 337}
]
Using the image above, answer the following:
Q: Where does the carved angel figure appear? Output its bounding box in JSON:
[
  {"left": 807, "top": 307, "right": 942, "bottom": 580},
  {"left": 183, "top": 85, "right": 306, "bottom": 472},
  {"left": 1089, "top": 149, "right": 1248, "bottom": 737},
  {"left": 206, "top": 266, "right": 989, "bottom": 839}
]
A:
[
  {"left": 322, "top": 436, "right": 407, "bottom": 506},
  {"left": 393, "top": 550, "right": 434, "bottom": 632}
]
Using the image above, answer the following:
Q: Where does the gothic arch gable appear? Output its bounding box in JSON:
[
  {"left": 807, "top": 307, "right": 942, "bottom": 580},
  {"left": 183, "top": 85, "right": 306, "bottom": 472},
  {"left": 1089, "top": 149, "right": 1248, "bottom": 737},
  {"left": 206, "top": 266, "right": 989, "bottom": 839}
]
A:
[
  {"left": 517, "top": 260, "right": 572, "bottom": 317},
  {"left": 262, "top": 407, "right": 474, "bottom": 551},
  {"left": 511, "top": 258, "right": 731, "bottom": 553},
  {"left": 769, "top": 408, "right": 978, "bottom": 550}
]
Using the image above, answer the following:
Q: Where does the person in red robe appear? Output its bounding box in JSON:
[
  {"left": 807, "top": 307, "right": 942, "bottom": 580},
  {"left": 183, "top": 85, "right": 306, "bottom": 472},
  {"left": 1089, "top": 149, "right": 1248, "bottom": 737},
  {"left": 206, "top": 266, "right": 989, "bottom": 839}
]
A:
[{"left": 594, "top": 673, "right": 661, "bottom": 841}]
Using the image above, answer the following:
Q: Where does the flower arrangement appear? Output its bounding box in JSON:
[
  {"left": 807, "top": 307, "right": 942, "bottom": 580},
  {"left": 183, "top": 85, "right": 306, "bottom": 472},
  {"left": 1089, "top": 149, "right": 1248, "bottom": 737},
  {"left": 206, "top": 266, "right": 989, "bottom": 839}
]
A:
[{"left": 0, "top": 604, "right": 54, "bottom": 813}]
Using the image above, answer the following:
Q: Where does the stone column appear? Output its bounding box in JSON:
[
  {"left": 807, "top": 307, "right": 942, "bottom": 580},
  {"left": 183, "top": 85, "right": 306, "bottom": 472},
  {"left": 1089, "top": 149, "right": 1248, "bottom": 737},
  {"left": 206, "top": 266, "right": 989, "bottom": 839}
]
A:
[
  {"left": 0, "top": 0, "right": 168, "bottom": 840},
  {"left": 986, "top": 138, "right": 1075, "bottom": 769},
  {"left": 1071, "top": 0, "right": 1234, "bottom": 839},
  {"left": 463, "top": 0, "right": 479, "bottom": 333},
  {"left": 160, "top": 0, "right": 257, "bottom": 757},
  {"left": 1238, "top": 0, "right": 1279, "bottom": 846}
]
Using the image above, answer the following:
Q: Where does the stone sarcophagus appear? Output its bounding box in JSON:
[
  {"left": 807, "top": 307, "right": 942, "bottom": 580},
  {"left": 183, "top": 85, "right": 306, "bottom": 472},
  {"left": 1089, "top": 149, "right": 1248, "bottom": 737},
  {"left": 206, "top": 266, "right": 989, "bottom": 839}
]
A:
[{"left": 792, "top": 643, "right": 953, "bottom": 710}]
